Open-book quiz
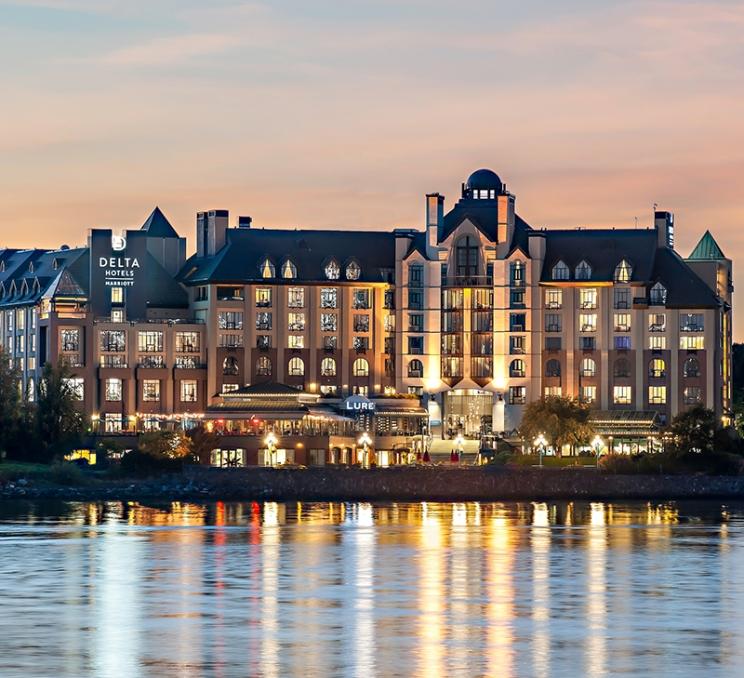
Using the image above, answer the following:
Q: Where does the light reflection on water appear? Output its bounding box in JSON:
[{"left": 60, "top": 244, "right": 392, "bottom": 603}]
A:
[{"left": 0, "top": 500, "right": 743, "bottom": 677}]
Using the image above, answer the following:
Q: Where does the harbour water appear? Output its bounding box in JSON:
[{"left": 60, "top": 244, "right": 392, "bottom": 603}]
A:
[{"left": 0, "top": 500, "right": 742, "bottom": 677}]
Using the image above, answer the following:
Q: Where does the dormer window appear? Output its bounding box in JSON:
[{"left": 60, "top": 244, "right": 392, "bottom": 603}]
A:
[
  {"left": 575, "top": 260, "right": 592, "bottom": 280},
  {"left": 650, "top": 282, "right": 667, "bottom": 305},
  {"left": 282, "top": 260, "right": 297, "bottom": 279},
  {"left": 324, "top": 259, "right": 340, "bottom": 280},
  {"left": 614, "top": 259, "right": 632, "bottom": 283},
  {"left": 52, "top": 258, "right": 60, "bottom": 270},
  {"left": 260, "top": 258, "right": 275, "bottom": 279},
  {"left": 345, "top": 261, "right": 361, "bottom": 280},
  {"left": 552, "top": 260, "right": 569, "bottom": 280}
]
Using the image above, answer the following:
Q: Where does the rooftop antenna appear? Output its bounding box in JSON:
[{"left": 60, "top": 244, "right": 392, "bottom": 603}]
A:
[{"left": 634, "top": 216, "right": 638, "bottom": 229}]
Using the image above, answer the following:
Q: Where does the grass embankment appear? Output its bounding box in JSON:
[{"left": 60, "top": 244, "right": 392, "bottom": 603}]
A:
[
  {"left": 0, "top": 461, "right": 91, "bottom": 486},
  {"left": 507, "top": 455, "right": 599, "bottom": 469}
]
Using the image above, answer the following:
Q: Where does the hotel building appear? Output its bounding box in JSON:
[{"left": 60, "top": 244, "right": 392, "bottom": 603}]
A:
[{"left": 0, "top": 169, "right": 733, "bottom": 462}]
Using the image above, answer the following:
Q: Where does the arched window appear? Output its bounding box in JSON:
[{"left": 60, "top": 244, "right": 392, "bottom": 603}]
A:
[
  {"left": 222, "top": 356, "right": 239, "bottom": 376},
  {"left": 580, "top": 358, "right": 596, "bottom": 377},
  {"left": 345, "top": 261, "right": 361, "bottom": 280},
  {"left": 282, "top": 260, "right": 297, "bottom": 279},
  {"left": 288, "top": 356, "right": 305, "bottom": 377},
  {"left": 256, "top": 355, "right": 272, "bottom": 376},
  {"left": 352, "top": 358, "right": 369, "bottom": 377},
  {"left": 614, "top": 259, "right": 632, "bottom": 282},
  {"left": 320, "top": 357, "right": 336, "bottom": 377},
  {"left": 455, "top": 236, "right": 479, "bottom": 278},
  {"left": 649, "top": 358, "right": 666, "bottom": 378},
  {"left": 614, "top": 358, "right": 630, "bottom": 378},
  {"left": 324, "top": 259, "right": 340, "bottom": 280},
  {"left": 683, "top": 356, "right": 700, "bottom": 378},
  {"left": 650, "top": 282, "right": 667, "bottom": 305},
  {"left": 575, "top": 260, "right": 592, "bottom": 280},
  {"left": 552, "top": 260, "right": 569, "bottom": 280},
  {"left": 260, "top": 258, "right": 275, "bottom": 279},
  {"left": 408, "top": 359, "right": 423, "bottom": 378},
  {"left": 509, "top": 359, "right": 525, "bottom": 377},
  {"left": 545, "top": 359, "right": 561, "bottom": 378}
]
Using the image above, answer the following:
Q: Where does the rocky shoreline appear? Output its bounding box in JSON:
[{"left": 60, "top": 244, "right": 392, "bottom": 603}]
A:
[{"left": 3, "top": 466, "right": 744, "bottom": 502}]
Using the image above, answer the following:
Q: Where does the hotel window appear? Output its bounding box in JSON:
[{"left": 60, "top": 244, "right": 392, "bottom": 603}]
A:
[
  {"left": 143, "top": 380, "right": 160, "bottom": 402},
  {"left": 545, "top": 359, "right": 561, "bottom": 378},
  {"left": 222, "top": 356, "right": 239, "bottom": 376},
  {"left": 288, "top": 357, "right": 305, "bottom": 377},
  {"left": 256, "top": 335, "right": 271, "bottom": 349},
  {"left": 353, "top": 336, "right": 369, "bottom": 352},
  {"left": 260, "top": 258, "right": 275, "bottom": 278},
  {"left": 61, "top": 328, "right": 80, "bottom": 352},
  {"left": 614, "top": 336, "right": 631, "bottom": 350},
  {"left": 582, "top": 385, "right": 597, "bottom": 403},
  {"left": 256, "top": 356, "right": 272, "bottom": 376},
  {"left": 455, "top": 235, "right": 479, "bottom": 278},
  {"left": 352, "top": 385, "right": 369, "bottom": 396},
  {"left": 510, "top": 289, "right": 525, "bottom": 308},
  {"left": 580, "top": 337, "right": 596, "bottom": 351},
  {"left": 680, "top": 313, "right": 704, "bottom": 332},
  {"left": 613, "top": 386, "right": 632, "bottom": 404},
  {"left": 510, "top": 336, "right": 525, "bottom": 354},
  {"left": 137, "top": 331, "right": 163, "bottom": 353},
  {"left": 614, "top": 259, "right": 632, "bottom": 283},
  {"left": 545, "top": 386, "right": 562, "bottom": 397},
  {"left": 353, "top": 315, "right": 370, "bottom": 332},
  {"left": 442, "top": 288, "right": 464, "bottom": 310},
  {"left": 649, "top": 335, "right": 666, "bottom": 350},
  {"left": 409, "top": 314, "right": 424, "bottom": 332},
  {"left": 218, "top": 311, "right": 243, "bottom": 330},
  {"left": 352, "top": 358, "right": 369, "bottom": 377},
  {"left": 575, "top": 260, "right": 592, "bottom": 280},
  {"left": 649, "top": 313, "right": 666, "bottom": 332},
  {"left": 27, "top": 356, "right": 35, "bottom": 371},
  {"left": 384, "top": 314, "right": 395, "bottom": 333},
  {"left": 409, "top": 290, "right": 423, "bottom": 310},
  {"left": 324, "top": 259, "right": 340, "bottom": 280},
  {"left": 288, "top": 334, "right": 304, "bottom": 349},
  {"left": 255, "top": 287, "right": 272, "bottom": 307},
  {"left": 256, "top": 312, "right": 272, "bottom": 331},
  {"left": 680, "top": 335, "right": 705, "bottom": 350},
  {"left": 105, "top": 378, "right": 122, "bottom": 402},
  {"left": 614, "top": 287, "right": 630, "bottom": 309},
  {"left": 510, "top": 313, "right": 525, "bottom": 332},
  {"left": 545, "top": 313, "right": 561, "bottom": 332},
  {"left": 323, "top": 336, "right": 338, "bottom": 350},
  {"left": 282, "top": 260, "right": 297, "bottom": 279},
  {"left": 321, "top": 357, "right": 336, "bottom": 377},
  {"left": 409, "top": 264, "right": 423, "bottom": 287},
  {"left": 442, "top": 357, "right": 463, "bottom": 379},
  {"left": 26, "top": 377, "right": 35, "bottom": 402},
  {"left": 175, "top": 332, "right": 200, "bottom": 353},
  {"left": 181, "top": 380, "right": 197, "bottom": 403},
  {"left": 352, "top": 289, "right": 370, "bottom": 309},
  {"left": 546, "top": 336, "right": 562, "bottom": 352},
  {"left": 552, "top": 261, "right": 569, "bottom": 280},
  {"left": 216, "top": 286, "right": 243, "bottom": 301},
  {"left": 649, "top": 358, "right": 666, "bottom": 378},
  {"left": 63, "top": 377, "right": 84, "bottom": 401},
  {"left": 321, "top": 385, "right": 338, "bottom": 396},
  {"left": 384, "top": 289, "right": 395, "bottom": 309},
  {"left": 17, "top": 335, "right": 24, "bottom": 354},
  {"left": 219, "top": 333, "right": 243, "bottom": 348},
  {"left": 509, "top": 359, "right": 525, "bottom": 377},
  {"left": 408, "top": 359, "right": 424, "bottom": 378},
  {"left": 408, "top": 336, "right": 423, "bottom": 354},
  {"left": 579, "top": 288, "right": 597, "bottom": 309},
  {"left": 683, "top": 356, "right": 700, "bottom": 378},
  {"left": 614, "top": 314, "right": 631, "bottom": 332},
  {"left": 222, "top": 383, "right": 239, "bottom": 393},
  {"left": 111, "top": 309, "right": 125, "bottom": 322},
  {"left": 111, "top": 287, "right": 123, "bottom": 304},
  {"left": 648, "top": 386, "right": 667, "bottom": 405},
  {"left": 384, "top": 336, "right": 394, "bottom": 354},
  {"left": 442, "top": 334, "right": 462, "bottom": 355},
  {"left": 321, "top": 313, "right": 337, "bottom": 332},
  {"left": 650, "top": 282, "right": 667, "bottom": 305},
  {"left": 510, "top": 261, "right": 525, "bottom": 286},
  {"left": 579, "top": 314, "right": 597, "bottom": 332},
  {"left": 613, "top": 358, "right": 630, "bottom": 378},
  {"left": 287, "top": 287, "right": 305, "bottom": 308},
  {"left": 104, "top": 414, "right": 122, "bottom": 434},
  {"left": 346, "top": 261, "right": 361, "bottom": 281},
  {"left": 320, "top": 287, "right": 337, "bottom": 308},
  {"left": 545, "top": 288, "right": 562, "bottom": 309},
  {"left": 288, "top": 312, "right": 305, "bottom": 331},
  {"left": 683, "top": 386, "right": 702, "bottom": 405},
  {"left": 100, "top": 330, "right": 125, "bottom": 352},
  {"left": 580, "top": 358, "right": 596, "bottom": 377},
  {"left": 509, "top": 386, "right": 526, "bottom": 404},
  {"left": 15, "top": 309, "right": 24, "bottom": 331},
  {"left": 139, "top": 355, "right": 164, "bottom": 368}
]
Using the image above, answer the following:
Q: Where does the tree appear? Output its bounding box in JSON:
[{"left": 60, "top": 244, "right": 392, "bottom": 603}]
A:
[
  {"left": 669, "top": 404, "right": 716, "bottom": 456},
  {"left": 186, "top": 424, "right": 218, "bottom": 465},
  {"left": 0, "top": 347, "right": 22, "bottom": 458},
  {"left": 34, "top": 362, "right": 85, "bottom": 462},
  {"left": 137, "top": 430, "right": 192, "bottom": 460},
  {"left": 519, "top": 396, "right": 595, "bottom": 453}
]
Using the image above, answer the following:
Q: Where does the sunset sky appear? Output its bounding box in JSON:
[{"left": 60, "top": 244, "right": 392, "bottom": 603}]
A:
[{"left": 1, "top": 0, "right": 743, "bottom": 335}]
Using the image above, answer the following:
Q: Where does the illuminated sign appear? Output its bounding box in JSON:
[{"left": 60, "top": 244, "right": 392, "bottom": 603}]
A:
[{"left": 342, "top": 395, "right": 376, "bottom": 412}]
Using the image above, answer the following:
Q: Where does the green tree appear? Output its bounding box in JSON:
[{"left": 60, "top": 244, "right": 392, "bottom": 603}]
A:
[
  {"left": 519, "top": 396, "right": 595, "bottom": 453},
  {"left": 138, "top": 430, "right": 192, "bottom": 460},
  {"left": 0, "top": 347, "right": 22, "bottom": 459},
  {"left": 186, "top": 424, "right": 218, "bottom": 465},
  {"left": 34, "top": 362, "right": 85, "bottom": 462},
  {"left": 669, "top": 404, "right": 716, "bottom": 456}
]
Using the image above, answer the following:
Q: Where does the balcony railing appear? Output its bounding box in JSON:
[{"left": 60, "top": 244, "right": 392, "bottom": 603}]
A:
[{"left": 442, "top": 275, "right": 493, "bottom": 287}]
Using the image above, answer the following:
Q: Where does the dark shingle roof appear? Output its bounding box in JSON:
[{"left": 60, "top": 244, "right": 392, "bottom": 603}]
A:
[
  {"left": 140, "top": 206, "right": 179, "bottom": 238},
  {"left": 650, "top": 247, "right": 719, "bottom": 308}
]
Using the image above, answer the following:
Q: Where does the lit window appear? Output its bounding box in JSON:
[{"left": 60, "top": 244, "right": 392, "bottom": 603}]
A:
[
  {"left": 579, "top": 313, "right": 597, "bottom": 332},
  {"left": 176, "top": 332, "right": 200, "bottom": 353},
  {"left": 509, "top": 359, "right": 525, "bottom": 377},
  {"left": 649, "top": 336, "right": 666, "bottom": 350},
  {"left": 614, "top": 259, "right": 632, "bottom": 282},
  {"left": 648, "top": 313, "right": 666, "bottom": 332},
  {"left": 321, "top": 313, "right": 337, "bottom": 332},
  {"left": 63, "top": 377, "right": 84, "bottom": 401},
  {"left": 580, "top": 358, "right": 596, "bottom": 377},
  {"left": 683, "top": 386, "right": 702, "bottom": 405},
  {"left": 256, "top": 356, "right": 272, "bottom": 376},
  {"left": 255, "top": 287, "right": 272, "bottom": 307},
  {"left": 649, "top": 358, "right": 666, "bottom": 378},
  {"left": 288, "top": 335, "right": 304, "bottom": 349},
  {"left": 614, "top": 314, "right": 631, "bottom": 332},
  {"left": 218, "top": 311, "right": 243, "bottom": 330},
  {"left": 61, "top": 328, "right": 80, "bottom": 352},
  {"left": 325, "top": 260, "right": 340, "bottom": 280},
  {"left": 680, "top": 336, "right": 705, "bottom": 350},
  {"left": 613, "top": 386, "right": 632, "bottom": 404},
  {"left": 111, "top": 310, "right": 124, "bottom": 323},
  {"left": 282, "top": 260, "right": 297, "bottom": 279},
  {"left": 288, "top": 357, "right": 305, "bottom": 377},
  {"left": 648, "top": 386, "right": 666, "bottom": 404},
  {"left": 352, "top": 358, "right": 369, "bottom": 377},
  {"left": 544, "top": 386, "right": 562, "bottom": 396},
  {"left": 222, "top": 383, "right": 239, "bottom": 393},
  {"left": 105, "top": 378, "right": 122, "bottom": 402},
  {"left": 346, "top": 261, "right": 361, "bottom": 280},
  {"left": 260, "top": 259, "right": 275, "bottom": 278},
  {"left": 111, "top": 287, "right": 123, "bottom": 304},
  {"left": 320, "top": 357, "right": 336, "bottom": 377},
  {"left": 509, "top": 386, "right": 526, "bottom": 404},
  {"left": 287, "top": 312, "right": 305, "bottom": 331},
  {"left": 256, "top": 312, "right": 272, "bottom": 330},
  {"left": 408, "top": 359, "right": 424, "bottom": 378},
  {"left": 143, "top": 379, "right": 160, "bottom": 402},
  {"left": 545, "top": 289, "right": 562, "bottom": 309},
  {"left": 582, "top": 385, "right": 596, "bottom": 403},
  {"left": 552, "top": 261, "right": 569, "bottom": 280},
  {"left": 222, "top": 356, "right": 239, "bottom": 376},
  {"left": 137, "top": 331, "right": 163, "bottom": 353},
  {"left": 287, "top": 287, "right": 304, "bottom": 308},
  {"left": 320, "top": 287, "right": 337, "bottom": 308},
  {"left": 579, "top": 288, "right": 597, "bottom": 309},
  {"left": 180, "top": 380, "right": 197, "bottom": 402}
]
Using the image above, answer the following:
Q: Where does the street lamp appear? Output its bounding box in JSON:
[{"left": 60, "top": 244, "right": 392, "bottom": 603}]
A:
[
  {"left": 592, "top": 435, "right": 603, "bottom": 467},
  {"left": 454, "top": 432, "right": 465, "bottom": 464},
  {"left": 534, "top": 433, "right": 547, "bottom": 467},
  {"left": 264, "top": 431, "right": 278, "bottom": 467},
  {"left": 358, "top": 431, "right": 372, "bottom": 468}
]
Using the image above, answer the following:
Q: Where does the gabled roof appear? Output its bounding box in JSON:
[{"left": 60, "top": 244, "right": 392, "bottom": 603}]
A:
[
  {"left": 688, "top": 230, "right": 726, "bottom": 260},
  {"left": 43, "top": 268, "right": 86, "bottom": 300},
  {"left": 650, "top": 247, "right": 719, "bottom": 308},
  {"left": 140, "top": 206, "right": 179, "bottom": 239}
]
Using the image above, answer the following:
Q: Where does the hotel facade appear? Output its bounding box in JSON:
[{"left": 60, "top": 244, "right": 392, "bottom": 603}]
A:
[{"left": 0, "top": 169, "right": 733, "bottom": 463}]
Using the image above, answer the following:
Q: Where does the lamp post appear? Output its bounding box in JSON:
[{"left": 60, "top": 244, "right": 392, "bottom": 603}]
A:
[
  {"left": 454, "top": 432, "right": 465, "bottom": 464},
  {"left": 264, "top": 431, "right": 278, "bottom": 467},
  {"left": 592, "top": 435, "right": 604, "bottom": 467},
  {"left": 358, "top": 431, "right": 372, "bottom": 468},
  {"left": 534, "top": 433, "right": 547, "bottom": 467}
]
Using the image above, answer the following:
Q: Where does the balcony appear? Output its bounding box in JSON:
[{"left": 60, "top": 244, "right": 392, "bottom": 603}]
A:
[{"left": 442, "top": 275, "right": 493, "bottom": 287}]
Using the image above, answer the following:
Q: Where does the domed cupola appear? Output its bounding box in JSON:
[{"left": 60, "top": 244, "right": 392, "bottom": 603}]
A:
[{"left": 463, "top": 168, "right": 503, "bottom": 199}]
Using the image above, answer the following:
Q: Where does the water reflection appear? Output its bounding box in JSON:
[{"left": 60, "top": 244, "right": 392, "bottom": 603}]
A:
[{"left": 0, "top": 500, "right": 741, "bottom": 677}]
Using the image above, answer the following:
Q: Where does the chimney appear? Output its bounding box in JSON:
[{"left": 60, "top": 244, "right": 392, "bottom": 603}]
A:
[
  {"left": 426, "top": 193, "right": 444, "bottom": 257},
  {"left": 207, "top": 209, "right": 229, "bottom": 255},
  {"left": 238, "top": 215, "right": 252, "bottom": 229},
  {"left": 196, "top": 211, "right": 208, "bottom": 258},
  {"left": 496, "top": 193, "right": 516, "bottom": 257},
  {"left": 655, "top": 211, "right": 674, "bottom": 249}
]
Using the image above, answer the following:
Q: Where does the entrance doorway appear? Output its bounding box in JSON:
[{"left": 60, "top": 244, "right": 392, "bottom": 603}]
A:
[{"left": 443, "top": 389, "right": 493, "bottom": 439}]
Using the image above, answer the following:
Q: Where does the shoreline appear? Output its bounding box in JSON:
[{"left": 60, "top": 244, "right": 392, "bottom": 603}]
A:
[{"left": 4, "top": 466, "right": 744, "bottom": 502}]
